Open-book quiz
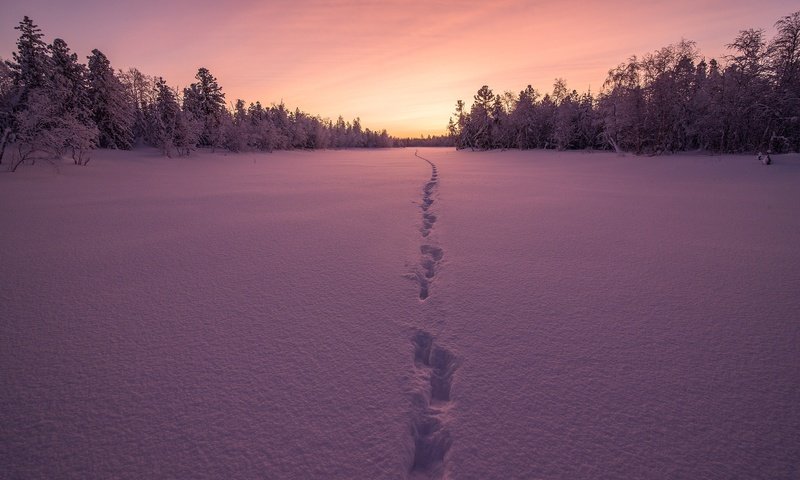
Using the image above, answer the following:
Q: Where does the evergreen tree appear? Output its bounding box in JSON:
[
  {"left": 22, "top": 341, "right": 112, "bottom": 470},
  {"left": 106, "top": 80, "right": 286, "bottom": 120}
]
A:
[
  {"left": 510, "top": 85, "right": 539, "bottom": 149},
  {"left": 247, "top": 101, "right": 275, "bottom": 151},
  {"left": 182, "top": 67, "right": 227, "bottom": 148},
  {"left": 575, "top": 91, "right": 601, "bottom": 149},
  {"left": 8, "top": 16, "right": 50, "bottom": 95},
  {"left": 490, "top": 94, "right": 510, "bottom": 148},
  {"left": 448, "top": 99, "right": 473, "bottom": 149},
  {"left": 349, "top": 117, "right": 365, "bottom": 147},
  {"left": 270, "top": 102, "right": 291, "bottom": 149},
  {"left": 7, "top": 20, "right": 97, "bottom": 168},
  {"left": 153, "top": 77, "right": 198, "bottom": 156},
  {"left": 3, "top": 16, "right": 51, "bottom": 165},
  {"left": 290, "top": 108, "right": 309, "bottom": 148},
  {"left": 50, "top": 39, "right": 91, "bottom": 120},
  {"left": 551, "top": 79, "right": 580, "bottom": 150},
  {"left": 223, "top": 98, "right": 248, "bottom": 152},
  {"left": 87, "top": 49, "right": 134, "bottom": 149},
  {"left": 47, "top": 38, "right": 98, "bottom": 164},
  {"left": 470, "top": 85, "right": 494, "bottom": 149},
  {"left": 695, "top": 58, "right": 725, "bottom": 151}
]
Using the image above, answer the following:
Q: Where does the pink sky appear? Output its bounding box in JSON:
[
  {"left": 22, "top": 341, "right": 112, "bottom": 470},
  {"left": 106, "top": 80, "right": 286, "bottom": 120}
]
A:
[{"left": 2, "top": 0, "right": 797, "bottom": 136}]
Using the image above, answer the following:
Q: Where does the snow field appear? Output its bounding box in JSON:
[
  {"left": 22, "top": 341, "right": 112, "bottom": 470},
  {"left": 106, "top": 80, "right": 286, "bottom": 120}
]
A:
[
  {"left": 2, "top": 148, "right": 799, "bottom": 479},
  {"left": 1, "top": 149, "right": 427, "bottom": 479},
  {"left": 426, "top": 149, "right": 800, "bottom": 479}
]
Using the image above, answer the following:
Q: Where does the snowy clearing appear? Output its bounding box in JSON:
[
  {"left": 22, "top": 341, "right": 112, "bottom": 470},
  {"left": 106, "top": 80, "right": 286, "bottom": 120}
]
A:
[{"left": 1, "top": 148, "right": 799, "bottom": 479}]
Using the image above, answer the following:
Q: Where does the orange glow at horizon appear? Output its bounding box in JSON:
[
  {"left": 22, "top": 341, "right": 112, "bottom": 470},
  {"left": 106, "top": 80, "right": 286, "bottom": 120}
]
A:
[{"left": 2, "top": 0, "right": 798, "bottom": 137}]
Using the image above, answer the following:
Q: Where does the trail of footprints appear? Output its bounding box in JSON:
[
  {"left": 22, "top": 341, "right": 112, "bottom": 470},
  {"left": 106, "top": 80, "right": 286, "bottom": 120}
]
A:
[
  {"left": 409, "top": 331, "right": 458, "bottom": 478},
  {"left": 416, "top": 152, "right": 442, "bottom": 300},
  {"left": 408, "top": 152, "right": 457, "bottom": 479}
]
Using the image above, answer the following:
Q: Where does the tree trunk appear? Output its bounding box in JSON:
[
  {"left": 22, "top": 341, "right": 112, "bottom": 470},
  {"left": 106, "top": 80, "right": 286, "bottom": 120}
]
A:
[
  {"left": 11, "top": 145, "right": 27, "bottom": 172},
  {"left": 0, "top": 128, "right": 9, "bottom": 165},
  {"left": 604, "top": 132, "right": 623, "bottom": 155}
]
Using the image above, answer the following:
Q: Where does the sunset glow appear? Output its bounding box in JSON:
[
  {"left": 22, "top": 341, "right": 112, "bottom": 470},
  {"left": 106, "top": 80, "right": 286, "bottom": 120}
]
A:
[{"left": 2, "top": 0, "right": 797, "bottom": 136}]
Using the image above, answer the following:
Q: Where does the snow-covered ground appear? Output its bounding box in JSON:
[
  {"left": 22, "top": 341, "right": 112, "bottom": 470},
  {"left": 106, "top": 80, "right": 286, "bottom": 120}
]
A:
[{"left": 1, "top": 148, "right": 798, "bottom": 479}]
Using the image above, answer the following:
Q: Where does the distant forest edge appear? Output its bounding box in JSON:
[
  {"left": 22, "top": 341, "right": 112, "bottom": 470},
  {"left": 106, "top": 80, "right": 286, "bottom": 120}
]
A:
[
  {"left": 451, "top": 11, "right": 800, "bottom": 154},
  {"left": 1, "top": 12, "right": 799, "bottom": 171},
  {"left": 0, "top": 17, "right": 449, "bottom": 171}
]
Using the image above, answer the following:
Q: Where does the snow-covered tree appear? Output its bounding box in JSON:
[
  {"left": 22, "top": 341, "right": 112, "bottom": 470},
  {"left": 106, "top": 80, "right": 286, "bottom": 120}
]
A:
[
  {"left": 153, "top": 77, "right": 198, "bottom": 156},
  {"left": 290, "top": 108, "right": 309, "bottom": 148},
  {"left": 270, "top": 102, "right": 291, "bottom": 149},
  {"left": 510, "top": 85, "right": 538, "bottom": 149},
  {"left": 469, "top": 85, "right": 494, "bottom": 149},
  {"left": 0, "top": 60, "right": 15, "bottom": 165},
  {"left": 3, "top": 17, "right": 51, "bottom": 166},
  {"left": 6, "top": 20, "right": 97, "bottom": 169},
  {"left": 87, "top": 49, "right": 134, "bottom": 149},
  {"left": 2, "top": 14, "right": 403, "bottom": 164},
  {"left": 119, "top": 67, "right": 159, "bottom": 146},
  {"left": 490, "top": 93, "right": 510, "bottom": 149},
  {"left": 13, "top": 87, "right": 97, "bottom": 169},
  {"left": 551, "top": 79, "right": 580, "bottom": 150},
  {"left": 182, "top": 67, "right": 227, "bottom": 148},
  {"left": 575, "top": 91, "right": 601, "bottom": 149},
  {"left": 308, "top": 116, "right": 327, "bottom": 149},
  {"left": 222, "top": 98, "right": 248, "bottom": 152},
  {"left": 768, "top": 11, "right": 800, "bottom": 151},
  {"left": 50, "top": 39, "right": 91, "bottom": 116},
  {"left": 8, "top": 16, "right": 50, "bottom": 96},
  {"left": 599, "top": 58, "right": 644, "bottom": 152},
  {"left": 48, "top": 38, "right": 98, "bottom": 163},
  {"left": 722, "top": 30, "right": 773, "bottom": 151},
  {"left": 448, "top": 10, "right": 800, "bottom": 154}
]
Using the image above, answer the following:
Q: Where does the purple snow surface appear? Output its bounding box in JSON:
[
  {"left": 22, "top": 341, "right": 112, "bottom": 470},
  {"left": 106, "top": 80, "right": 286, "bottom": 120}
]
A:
[{"left": 1, "top": 148, "right": 799, "bottom": 479}]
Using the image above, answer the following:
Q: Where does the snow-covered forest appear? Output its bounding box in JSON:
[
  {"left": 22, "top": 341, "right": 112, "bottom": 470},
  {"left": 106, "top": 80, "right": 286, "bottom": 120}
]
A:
[
  {"left": 0, "top": 17, "right": 395, "bottom": 171},
  {"left": 2, "top": 12, "right": 799, "bottom": 170},
  {"left": 450, "top": 11, "right": 800, "bottom": 154}
]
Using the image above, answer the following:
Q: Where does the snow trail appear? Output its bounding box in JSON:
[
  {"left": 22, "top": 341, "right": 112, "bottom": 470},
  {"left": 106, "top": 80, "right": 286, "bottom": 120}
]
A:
[
  {"left": 415, "top": 151, "right": 442, "bottom": 299},
  {"left": 408, "top": 151, "right": 457, "bottom": 479},
  {"left": 409, "top": 331, "right": 458, "bottom": 478}
]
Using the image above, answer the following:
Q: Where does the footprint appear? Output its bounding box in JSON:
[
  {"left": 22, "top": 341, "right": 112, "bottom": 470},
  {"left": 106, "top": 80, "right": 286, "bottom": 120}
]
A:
[
  {"left": 419, "top": 244, "right": 441, "bottom": 282},
  {"left": 428, "top": 346, "right": 457, "bottom": 402},
  {"left": 409, "top": 330, "right": 458, "bottom": 475},
  {"left": 410, "top": 416, "right": 452, "bottom": 474},
  {"left": 412, "top": 331, "right": 457, "bottom": 402},
  {"left": 421, "top": 259, "right": 436, "bottom": 279},
  {"left": 423, "top": 213, "right": 437, "bottom": 228},
  {"left": 420, "top": 245, "right": 444, "bottom": 262},
  {"left": 412, "top": 330, "right": 434, "bottom": 366},
  {"left": 418, "top": 277, "right": 430, "bottom": 300}
]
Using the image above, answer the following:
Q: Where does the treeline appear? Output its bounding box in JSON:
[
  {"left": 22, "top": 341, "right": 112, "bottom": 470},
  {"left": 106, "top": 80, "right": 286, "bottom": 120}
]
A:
[
  {"left": 0, "top": 17, "right": 396, "bottom": 171},
  {"left": 395, "top": 134, "right": 455, "bottom": 147},
  {"left": 450, "top": 11, "right": 800, "bottom": 154}
]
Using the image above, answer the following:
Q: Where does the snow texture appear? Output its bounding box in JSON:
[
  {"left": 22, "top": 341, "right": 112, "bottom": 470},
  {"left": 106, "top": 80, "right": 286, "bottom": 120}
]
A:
[{"left": 1, "top": 148, "right": 799, "bottom": 479}]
